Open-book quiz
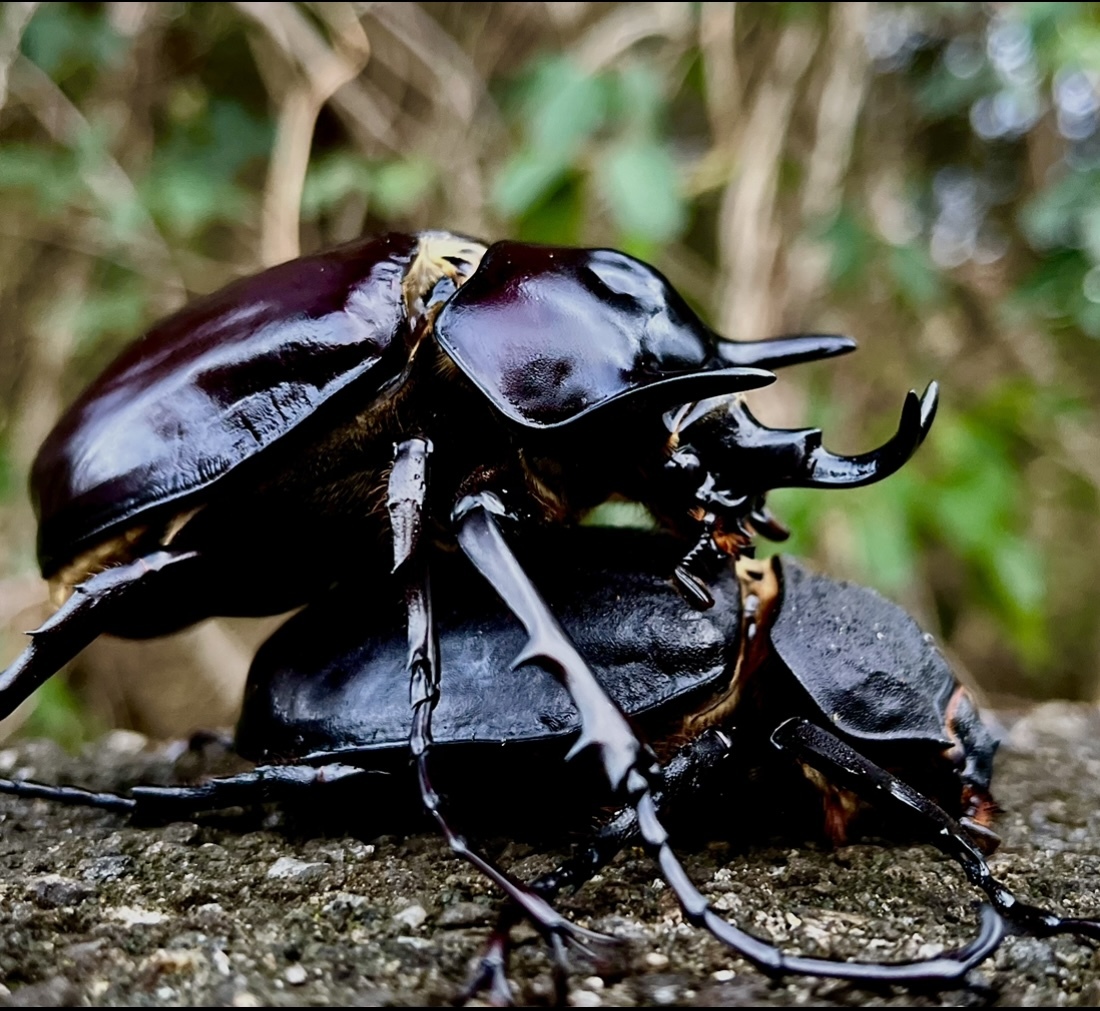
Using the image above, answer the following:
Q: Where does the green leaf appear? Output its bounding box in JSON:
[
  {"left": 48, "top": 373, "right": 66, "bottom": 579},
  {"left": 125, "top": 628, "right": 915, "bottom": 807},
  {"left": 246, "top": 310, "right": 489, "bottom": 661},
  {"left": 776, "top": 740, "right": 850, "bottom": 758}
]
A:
[
  {"left": 914, "top": 63, "right": 995, "bottom": 119},
  {"left": 21, "top": 3, "right": 124, "bottom": 80},
  {"left": 821, "top": 209, "right": 872, "bottom": 288},
  {"left": 991, "top": 539, "right": 1045, "bottom": 614},
  {"left": 25, "top": 678, "right": 96, "bottom": 752},
  {"left": 509, "top": 175, "right": 585, "bottom": 245},
  {"left": 492, "top": 152, "right": 571, "bottom": 218},
  {"left": 521, "top": 58, "right": 607, "bottom": 158},
  {"left": 71, "top": 280, "right": 150, "bottom": 353},
  {"left": 889, "top": 243, "right": 946, "bottom": 307},
  {"left": 852, "top": 482, "right": 919, "bottom": 592},
  {"left": 0, "top": 144, "right": 82, "bottom": 215},
  {"left": 610, "top": 64, "right": 664, "bottom": 132},
  {"left": 141, "top": 162, "right": 249, "bottom": 237},
  {"left": 301, "top": 154, "right": 373, "bottom": 218},
  {"left": 1019, "top": 170, "right": 1099, "bottom": 251},
  {"left": 596, "top": 138, "right": 685, "bottom": 243},
  {"left": 372, "top": 159, "right": 436, "bottom": 217}
]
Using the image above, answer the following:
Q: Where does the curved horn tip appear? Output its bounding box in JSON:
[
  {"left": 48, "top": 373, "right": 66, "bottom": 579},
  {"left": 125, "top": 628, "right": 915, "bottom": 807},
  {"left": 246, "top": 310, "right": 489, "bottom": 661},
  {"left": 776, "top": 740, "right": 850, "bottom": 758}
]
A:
[
  {"left": 910, "top": 381, "right": 940, "bottom": 450},
  {"left": 715, "top": 334, "right": 857, "bottom": 370},
  {"left": 919, "top": 381, "right": 940, "bottom": 428},
  {"left": 898, "top": 388, "right": 922, "bottom": 435},
  {"left": 742, "top": 367, "right": 778, "bottom": 389}
]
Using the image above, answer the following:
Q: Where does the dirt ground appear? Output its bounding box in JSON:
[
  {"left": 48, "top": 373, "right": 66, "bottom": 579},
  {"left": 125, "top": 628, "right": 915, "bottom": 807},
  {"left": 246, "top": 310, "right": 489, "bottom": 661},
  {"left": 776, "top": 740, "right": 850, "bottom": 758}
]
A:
[{"left": 0, "top": 701, "right": 1098, "bottom": 1007}]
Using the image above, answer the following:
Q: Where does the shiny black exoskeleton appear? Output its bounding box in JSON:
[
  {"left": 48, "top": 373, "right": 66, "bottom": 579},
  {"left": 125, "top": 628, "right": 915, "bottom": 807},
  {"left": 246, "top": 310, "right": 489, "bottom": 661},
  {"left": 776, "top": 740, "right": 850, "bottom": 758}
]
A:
[
  {"left": 4, "top": 530, "right": 1097, "bottom": 996},
  {"left": 0, "top": 231, "right": 943, "bottom": 993}
]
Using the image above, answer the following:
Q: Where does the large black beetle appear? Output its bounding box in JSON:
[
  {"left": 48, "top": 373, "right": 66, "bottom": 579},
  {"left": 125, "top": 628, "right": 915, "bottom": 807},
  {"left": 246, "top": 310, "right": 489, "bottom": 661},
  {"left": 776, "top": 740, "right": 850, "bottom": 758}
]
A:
[
  {"left": 0, "top": 231, "right": 937, "bottom": 927},
  {"left": 3, "top": 530, "right": 1096, "bottom": 996}
]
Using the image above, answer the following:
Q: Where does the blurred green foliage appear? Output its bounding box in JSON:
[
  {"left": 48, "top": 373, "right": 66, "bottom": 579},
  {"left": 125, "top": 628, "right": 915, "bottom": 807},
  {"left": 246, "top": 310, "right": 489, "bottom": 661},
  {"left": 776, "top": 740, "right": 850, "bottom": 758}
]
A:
[{"left": 0, "top": 2, "right": 1098, "bottom": 741}]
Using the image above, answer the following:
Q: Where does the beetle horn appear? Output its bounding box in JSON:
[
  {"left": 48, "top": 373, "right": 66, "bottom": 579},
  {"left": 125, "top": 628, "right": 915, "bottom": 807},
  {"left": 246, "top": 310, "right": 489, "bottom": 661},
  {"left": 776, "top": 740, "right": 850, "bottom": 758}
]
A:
[
  {"left": 676, "top": 382, "right": 939, "bottom": 498},
  {"left": 793, "top": 382, "right": 938, "bottom": 488},
  {"left": 714, "top": 333, "right": 856, "bottom": 371}
]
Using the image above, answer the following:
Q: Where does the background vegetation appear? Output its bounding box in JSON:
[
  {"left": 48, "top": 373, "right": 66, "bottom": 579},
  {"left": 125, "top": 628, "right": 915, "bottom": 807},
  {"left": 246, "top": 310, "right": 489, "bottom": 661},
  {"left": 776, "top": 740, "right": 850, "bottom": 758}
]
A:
[{"left": 0, "top": 2, "right": 1097, "bottom": 741}]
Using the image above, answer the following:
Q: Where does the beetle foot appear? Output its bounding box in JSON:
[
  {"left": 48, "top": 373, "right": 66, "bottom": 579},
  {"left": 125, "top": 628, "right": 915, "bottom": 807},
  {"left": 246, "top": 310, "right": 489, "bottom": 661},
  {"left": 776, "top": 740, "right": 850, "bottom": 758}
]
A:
[
  {"left": 459, "top": 916, "right": 617, "bottom": 1008},
  {"left": 460, "top": 935, "right": 515, "bottom": 1007}
]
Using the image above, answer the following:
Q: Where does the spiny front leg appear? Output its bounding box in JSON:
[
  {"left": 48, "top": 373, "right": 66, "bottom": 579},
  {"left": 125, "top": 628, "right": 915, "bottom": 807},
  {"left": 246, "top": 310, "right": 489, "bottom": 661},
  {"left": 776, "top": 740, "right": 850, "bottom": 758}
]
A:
[
  {"left": 0, "top": 549, "right": 200, "bottom": 722},
  {"left": 463, "top": 730, "right": 736, "bottom": 1005},
  {"left": 388, "top": 441, "right": 609, "bottom": 965},
  {"left": 452, "top": 491, "right": 657, "bottom": 793}
]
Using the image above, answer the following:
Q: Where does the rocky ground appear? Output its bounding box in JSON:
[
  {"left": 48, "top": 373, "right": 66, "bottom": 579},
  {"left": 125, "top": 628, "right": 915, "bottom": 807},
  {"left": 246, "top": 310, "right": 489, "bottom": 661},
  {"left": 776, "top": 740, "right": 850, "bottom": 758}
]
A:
[{"left": 0, "top": 702, "right": 1097, "bottom": 1007}]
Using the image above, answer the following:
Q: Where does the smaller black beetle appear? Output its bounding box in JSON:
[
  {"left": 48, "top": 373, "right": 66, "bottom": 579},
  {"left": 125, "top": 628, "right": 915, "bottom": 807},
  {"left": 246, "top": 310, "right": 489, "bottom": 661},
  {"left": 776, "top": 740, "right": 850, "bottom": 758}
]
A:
[{"left": 3, "top": 529, "right": 1096, "bottom": 997}]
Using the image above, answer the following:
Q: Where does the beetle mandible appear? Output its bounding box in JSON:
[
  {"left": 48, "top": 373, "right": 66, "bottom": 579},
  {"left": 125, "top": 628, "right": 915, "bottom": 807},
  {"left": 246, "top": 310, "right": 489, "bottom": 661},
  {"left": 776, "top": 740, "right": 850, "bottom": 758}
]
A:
[
  {"left": 4, "top": 528, "right": 1097, "bottom": 996},
  {"left": 0, "top": 231, "right": 936, "bottom": 933}
]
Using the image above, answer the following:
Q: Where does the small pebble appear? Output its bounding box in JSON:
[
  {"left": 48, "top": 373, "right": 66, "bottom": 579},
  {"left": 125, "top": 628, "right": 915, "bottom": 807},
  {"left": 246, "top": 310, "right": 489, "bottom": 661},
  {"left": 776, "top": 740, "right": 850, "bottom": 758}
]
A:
[
  {"left": 80, "top": 855, "right": 132, "bottom": 882},
  {"left": 437, "top": 901, "right": 490, "bottom": 928},
  {"left": 651, "top": 985, "right": 678, "bottom": 1005},
  {"left": 32, "top": 875, "right": 92, "bottom": 908},
  {"left": 266, "top": 857, "right": 327, "bottom": 883},
  {"left": 393, "top": 902, "right": 427, "bottom": 929},
  {"left": 285, "top": 965, "right": 307, "bottom": 986},
  {"left": 109, "top": 906, "right": 167, "bottom": 927},
  {"left": 644, "top": 951, "right": 670, "bottom": 969}
]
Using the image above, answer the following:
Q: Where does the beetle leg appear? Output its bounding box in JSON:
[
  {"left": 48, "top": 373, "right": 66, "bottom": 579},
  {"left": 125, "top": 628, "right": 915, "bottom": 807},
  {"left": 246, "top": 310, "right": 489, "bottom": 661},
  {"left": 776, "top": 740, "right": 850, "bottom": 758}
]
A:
[
  {"left": 389, "top": 441, "right": 610, "bottom": 957},
  {"left": 0, "top": 549, "right": 199, "bottom": 722},
  {"left": 772, "top": 717, "right": 1100, "bottom": 942},
  {"left": 464, "top": 728, "right": 737, "bottom": 1003},
  {"left": 449, "top": 503, "right": 998, "bottom": 979},
  {"left": 452, "top": 491, "right": 656, "bottom": 793},
  {"left": 0, "top": 762, "right": 373, "bottom": 819},
  {"left": 621, "top": 762, "right": 1004, "bottom": 982}
]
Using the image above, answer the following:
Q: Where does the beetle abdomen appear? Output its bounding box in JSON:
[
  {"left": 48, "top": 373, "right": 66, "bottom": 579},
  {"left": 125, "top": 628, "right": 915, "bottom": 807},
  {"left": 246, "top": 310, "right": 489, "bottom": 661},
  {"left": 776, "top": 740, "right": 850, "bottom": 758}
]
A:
[{"left": 33, "top": 233, "right": 422, "bottom": 575}]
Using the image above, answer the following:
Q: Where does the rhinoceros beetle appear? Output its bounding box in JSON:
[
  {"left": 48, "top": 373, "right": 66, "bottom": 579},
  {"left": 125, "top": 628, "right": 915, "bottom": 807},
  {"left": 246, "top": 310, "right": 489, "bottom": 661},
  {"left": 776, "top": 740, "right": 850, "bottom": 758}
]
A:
[
  {"left": 3, "top": 529, "right": 1096, "bottom": 998},
  {"left": 0, "top": 231, "right": 937, "bottom": 925}
]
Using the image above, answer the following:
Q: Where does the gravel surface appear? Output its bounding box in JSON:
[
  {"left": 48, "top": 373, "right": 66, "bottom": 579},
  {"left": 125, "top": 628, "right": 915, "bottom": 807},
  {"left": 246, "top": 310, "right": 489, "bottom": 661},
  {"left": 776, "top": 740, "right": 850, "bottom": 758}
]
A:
[{"left": 0, "top": 702, "right": 1098, "bottom": 1007}]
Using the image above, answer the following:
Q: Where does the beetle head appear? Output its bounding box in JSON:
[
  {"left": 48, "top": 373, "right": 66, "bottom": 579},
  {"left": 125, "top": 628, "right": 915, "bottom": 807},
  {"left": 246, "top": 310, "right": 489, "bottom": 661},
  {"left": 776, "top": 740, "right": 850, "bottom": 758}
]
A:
[{"left": 665, "top": 384, "right": 938, "bottom": 606}]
